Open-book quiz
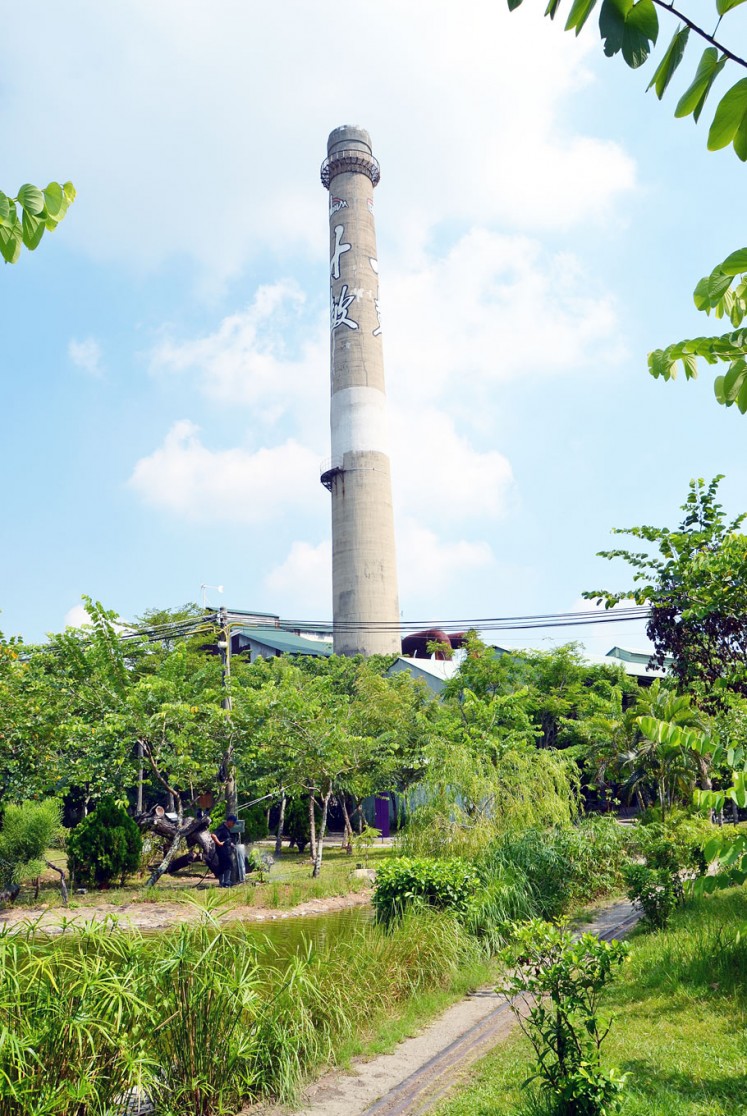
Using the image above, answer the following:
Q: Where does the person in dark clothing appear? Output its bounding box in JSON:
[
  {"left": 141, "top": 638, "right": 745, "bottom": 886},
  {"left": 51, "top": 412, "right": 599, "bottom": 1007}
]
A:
[{"left": 211, "top": 814, "right": 237, "bottom": 887}]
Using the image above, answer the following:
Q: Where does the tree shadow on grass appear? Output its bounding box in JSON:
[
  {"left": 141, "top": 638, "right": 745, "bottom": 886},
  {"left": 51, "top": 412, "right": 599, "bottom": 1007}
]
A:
[{"left": 619, "top": 1058, "right": 747, "bottom": 1111}]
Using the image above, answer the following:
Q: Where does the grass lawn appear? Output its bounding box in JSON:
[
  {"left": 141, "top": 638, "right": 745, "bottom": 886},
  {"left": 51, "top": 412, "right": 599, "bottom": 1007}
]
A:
[
  {"left": 16, "top": 842, "right": 393, "bottom": 911},
  {"left": 433, "top": 889, "right": 747, "bottom": 1116}
]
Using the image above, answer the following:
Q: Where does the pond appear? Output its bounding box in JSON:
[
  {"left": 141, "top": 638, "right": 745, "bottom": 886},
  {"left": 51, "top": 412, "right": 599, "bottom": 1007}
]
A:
[{"left": 228, "top": 905, "right": 374, "bottom": 963}]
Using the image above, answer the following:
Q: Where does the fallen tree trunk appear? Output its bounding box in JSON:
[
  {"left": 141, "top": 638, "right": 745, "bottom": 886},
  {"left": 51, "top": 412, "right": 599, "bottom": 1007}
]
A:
[{"left": 136, "top": 809, "right": 219, "bottom": 883}]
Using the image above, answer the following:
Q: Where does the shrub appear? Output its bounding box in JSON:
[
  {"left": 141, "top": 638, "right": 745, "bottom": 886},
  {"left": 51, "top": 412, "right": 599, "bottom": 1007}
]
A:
[
  {"left": 0, "top": 799, "right": 62, "bottom": 898},
  {"left": 499, "top": 920, "right": 628, "bottom": 1116},
  {"left": 67, "top": 798, "right": 142, "bottom": 888},
  {"left": 625, "top": 814, "right": 712, "bottom": 928},
  {"left": 624, "top": 862, "right": 677, "bottom": 930},
  {"left": 633, "top": 815, "right": 711, "bottom": 880},
  {"left": 372, "top": 857, "right": 480, "bottom": 927}
]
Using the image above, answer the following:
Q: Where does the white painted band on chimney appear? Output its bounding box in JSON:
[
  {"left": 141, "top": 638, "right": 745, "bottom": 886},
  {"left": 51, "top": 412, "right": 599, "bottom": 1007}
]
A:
[{"left": 331, "top": 385, "right": 390, "bottom": 458}]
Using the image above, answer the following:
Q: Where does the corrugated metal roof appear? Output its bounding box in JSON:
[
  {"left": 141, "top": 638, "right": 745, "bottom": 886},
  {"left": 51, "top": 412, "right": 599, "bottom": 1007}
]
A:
[
  {"left": 388, "top": 657, "right": 459, "bottom": 694},
  {"left": 606, "top": 645, "right": 673, "bottom": 667},
  {"left": 235, "top": 628, "right": 332, "bottom": 657}
]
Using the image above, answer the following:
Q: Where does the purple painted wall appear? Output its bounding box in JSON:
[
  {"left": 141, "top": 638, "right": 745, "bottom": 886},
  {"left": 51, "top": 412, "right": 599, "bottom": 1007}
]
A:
[{"left": 374, "top": 794, "right": 390, "bottom": 838}]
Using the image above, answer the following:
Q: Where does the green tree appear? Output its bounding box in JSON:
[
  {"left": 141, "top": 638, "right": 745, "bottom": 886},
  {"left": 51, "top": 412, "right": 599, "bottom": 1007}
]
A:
[
  {"left": 0, "top": 181, "right": 75, "bottom": 263},
  {"left": 0, "top": 799, "right": 63, "bottom": 903},
  {"left": 67, "top": 797, "right": 142, "bottom": 888},
  {"left": 585, "top": 476, "right": 747, "bottom": 705},
  {"left": 506, "top": 3, "right": 747, "bottom": 414}
]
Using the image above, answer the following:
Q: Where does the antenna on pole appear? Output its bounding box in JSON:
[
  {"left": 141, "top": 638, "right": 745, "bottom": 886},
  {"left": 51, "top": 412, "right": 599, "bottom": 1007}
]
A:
[{"left": 200, "top": 583, "right": 224, "bottom": 609}]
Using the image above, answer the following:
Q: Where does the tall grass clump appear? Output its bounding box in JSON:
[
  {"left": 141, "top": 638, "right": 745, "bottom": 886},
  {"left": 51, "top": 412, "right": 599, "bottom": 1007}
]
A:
[
  {"left": 477, "top": 817, "right": 629, "bottom": 924},
  {"left": 250, "top": 908, "right": 483, "bottom": 1101},
  {"left": 625, "top": 889, "right": 747, "bottom": 996}
]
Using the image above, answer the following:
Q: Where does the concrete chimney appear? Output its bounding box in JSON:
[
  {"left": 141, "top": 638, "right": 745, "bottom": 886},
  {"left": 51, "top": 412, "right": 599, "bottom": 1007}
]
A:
[{"left": 320, "top": 126, "right": 400, "bottom": 656}]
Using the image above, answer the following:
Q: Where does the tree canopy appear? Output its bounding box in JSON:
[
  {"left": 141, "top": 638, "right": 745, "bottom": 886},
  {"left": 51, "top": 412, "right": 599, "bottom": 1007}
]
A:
[{"left": 585, "top": 476, "right": 747, "bottom": 705}]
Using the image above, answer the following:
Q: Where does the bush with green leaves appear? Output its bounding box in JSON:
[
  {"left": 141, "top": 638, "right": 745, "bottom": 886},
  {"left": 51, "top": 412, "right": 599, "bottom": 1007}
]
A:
[
  {"left": 623, "top": 862, "right": 677, "bottom": 930},
  {"left": 67, "top": 798, "right": 142, "bottom": 888},
  {"left": 624, "top": 814, "right": 711, "bottom": 928},
  {"left": 0, "top": 799, "right": 62, "bottom": 899},
  {"left": 372, "top": 857, "right": 480, "bottom": 927},
  {"left": 499, "top": 920, "right": 628, "bottom": 1116},
  {"left": 634, "top": 812, "right": 712, "bottom": 880}
]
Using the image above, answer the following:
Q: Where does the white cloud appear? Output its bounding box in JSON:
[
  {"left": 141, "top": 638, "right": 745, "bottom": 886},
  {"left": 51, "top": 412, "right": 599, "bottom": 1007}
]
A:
[
  {"left": 264, "top": 539, "right": 332, "bottom": 618},
  {"left": 392, "top": 407, "right": 514, "bottom": 524},
  {"left": 397, "top": 519, "right": 496, "bottom": 603},
  {"left": 149, "top": 280, "right": 328, "bottom": 438},
  {"left": 1, "top": 1, "right": 636, "bottom": 279},
  {"left": 127, "top": 420, "right": 324, "bottom": 524},
  {"left": 63, "top": 604, "right": 91, "bottom": 629},
  {"left": 68, "top": 336, "right": 103, "bottom": 377},
  {"left": 386, "top": 230, "right": 621, "bottom": 407}
]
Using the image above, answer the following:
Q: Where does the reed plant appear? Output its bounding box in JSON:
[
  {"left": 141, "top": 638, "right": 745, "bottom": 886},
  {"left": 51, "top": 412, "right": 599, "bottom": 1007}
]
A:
[
  {"left": 146, "top": 910, "right": 263, "bottom": 1115},
  {"left": 0, "top": 918, "right": 154, "bottom": 1116}
]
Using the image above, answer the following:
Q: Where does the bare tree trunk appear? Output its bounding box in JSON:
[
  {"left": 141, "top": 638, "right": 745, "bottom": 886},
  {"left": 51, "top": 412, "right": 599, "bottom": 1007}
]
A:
[
  {"left": 733, "top": 799, "right": 739, "bottom": 824},
  {"left": 308, "top": 790, "right": 317, "bottom": 864},
  {"left": 147, "top": 795, "right": 187, "bottom": 887},
  {"left": 354, "top": 798, "right": 364, "bottom": 834},
  {"left": 136, "top": 740, "right": 144, "bottom": 814},
  {"left": 698, "top": 755, "right": 713, "bottom": 792},
  {"left": 45, "top": 860, "right": 68, "bottom": 906},
  {"left": 275, "top": 790, "right": 286, "bottom": 856},
  {"left": 340, "top": 796, "right": 353, "bottom": 852},
  {"left": 312, "top": 788, "right": 333, "bottom": 878}
]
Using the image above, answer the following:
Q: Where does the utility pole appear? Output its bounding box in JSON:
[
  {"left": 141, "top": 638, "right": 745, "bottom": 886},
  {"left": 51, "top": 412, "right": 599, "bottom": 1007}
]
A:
[{"left": 217, "top": 606, "right": 237, "bottom": 816}]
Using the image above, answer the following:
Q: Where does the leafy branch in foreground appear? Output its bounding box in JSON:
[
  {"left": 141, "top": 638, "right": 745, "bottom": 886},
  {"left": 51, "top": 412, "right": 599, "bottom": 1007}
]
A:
[
  {"left": 649, "top": 247, "right": 747, "bottom": 411},
  {"left": 0, "top": 181, "right": 76, "bottom": 263},
  {"left": 499, "top": 920, "right": 628, "bottom": 1115},
  {"left": 506, "top": 0, "right": 747, "bottom": 162}
]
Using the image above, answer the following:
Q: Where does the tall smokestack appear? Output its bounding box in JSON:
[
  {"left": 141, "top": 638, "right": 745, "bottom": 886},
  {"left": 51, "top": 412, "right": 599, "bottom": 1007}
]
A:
[{"left": 320, "top": 125, "right": 400, "bottom": 656}]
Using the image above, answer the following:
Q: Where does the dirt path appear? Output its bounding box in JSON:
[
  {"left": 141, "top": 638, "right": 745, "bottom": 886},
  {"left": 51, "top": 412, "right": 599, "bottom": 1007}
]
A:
[
  {"left": 245, "top": 899, "right": 640, "bottom": 1116},
  {"left": 0, "top": 889, "right": 372, "bottom": 934}
]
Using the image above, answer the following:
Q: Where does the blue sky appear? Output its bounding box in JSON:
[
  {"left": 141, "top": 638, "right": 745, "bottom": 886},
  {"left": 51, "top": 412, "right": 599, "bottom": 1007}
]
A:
[{"left": 3, "top": 0, "right": 746, "bottom": 653}]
